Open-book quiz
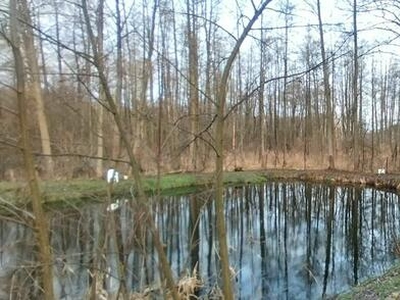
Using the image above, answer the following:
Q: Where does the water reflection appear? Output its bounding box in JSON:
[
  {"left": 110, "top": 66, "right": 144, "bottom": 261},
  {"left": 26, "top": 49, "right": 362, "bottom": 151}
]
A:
[{"left": 0, "top": 182, "right": 400, "bottom": 299}]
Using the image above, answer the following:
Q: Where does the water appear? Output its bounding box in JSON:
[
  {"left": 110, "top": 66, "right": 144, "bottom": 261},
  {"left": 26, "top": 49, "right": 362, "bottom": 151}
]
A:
[{"left": 0, "top": 182, "right": 399, "bottom": 299}]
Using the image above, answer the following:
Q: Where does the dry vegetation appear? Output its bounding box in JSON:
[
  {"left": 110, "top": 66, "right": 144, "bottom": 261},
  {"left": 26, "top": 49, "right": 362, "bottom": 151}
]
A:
[
  {"left": 2, "top": 0, "right": 400, "bottom": 299},
  {"left": 337, "top": 264, "right": 400, "bottom": 300},
  {"left": 2, "top": 0, "right": 400, "bottom": 182}
]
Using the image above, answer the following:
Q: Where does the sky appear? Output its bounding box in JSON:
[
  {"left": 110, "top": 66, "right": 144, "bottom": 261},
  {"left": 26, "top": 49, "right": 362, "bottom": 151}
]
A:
[
  {"left": 216, "top": 0, "right": 397, "bottom": 60},
  {"left": 0, "top": 0, "right": 399, "bottom": 90}
]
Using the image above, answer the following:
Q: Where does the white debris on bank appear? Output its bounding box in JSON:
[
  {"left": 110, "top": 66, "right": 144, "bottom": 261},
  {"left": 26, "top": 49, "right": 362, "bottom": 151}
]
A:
[
  {"left": 377, "top": 168, "right": 386, "bottom": 174},
  {"left": 106, "top": 199, "right": 128, "bottom": 212},
  {"left": 106, "top": 168, "right": 129, "bottom": 183},
  {"left": 106, "top": 168, "right": 119, "bottom": 183}
]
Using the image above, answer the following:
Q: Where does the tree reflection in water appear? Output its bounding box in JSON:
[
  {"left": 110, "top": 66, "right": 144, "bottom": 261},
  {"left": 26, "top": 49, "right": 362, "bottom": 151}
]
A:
[{"left": 0, "top": 182, "right": 399, "bottom": 299}]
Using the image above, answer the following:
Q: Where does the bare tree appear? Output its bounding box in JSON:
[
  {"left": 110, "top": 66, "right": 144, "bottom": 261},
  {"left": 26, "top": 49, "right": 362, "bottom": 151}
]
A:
[
  {"left": 95, "top": 0, "right": 105, "bottom": 178},
  {"left": 214, "top": 2, "right": 272, "bottom": 298},
  {"left": 281, "top": 0, "right": 293, "bottom": 167},
  {"left": 259, "top": 14, "right": 268, "bottom": 167},
  {"left": 187, "top": 0, "right": 200, "bottom": 171},
  {"left": 20, "top": 0, "right": 54, "bottom": 177},
  {"left": 353, "top": 0, "right": 360, "bottom": 171},
  {"left": 316, "top": 0, "right": 335, "bottom": 169},
  {"left": 80, "top": 0, "right": 179, "bottom": 297},
  {"left": 8, "top": 0, "right": 54, "bottom": 298}
]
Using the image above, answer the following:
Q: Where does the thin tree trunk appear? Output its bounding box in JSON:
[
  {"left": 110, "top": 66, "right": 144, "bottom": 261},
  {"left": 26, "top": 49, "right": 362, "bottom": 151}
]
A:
[
  {"left": 20, "top": 0, "right": 54, "bottom": 177},
  {"left": 36, "top": 12, "right": 49, "bottom": 91},
  {"left": 113, "top": 0, "right": 123, "bottom": 161},
  {"left": 317, "top": 0, "right": 335, "bottom": 169},
  {"left": 215, "top": 3, "right": 271, "bottom": 298},
  {"left": 187, "top": 0, "right": 199, "bottom": 171},
  {"left": 81, "top": 1, "right": 178, "bottom": 298},
  {"left": 371, "top": 60, "right": 376, "bottom": 171},
  {"left": 9, "top": 1, "right": 54, "bottom": 298},
  {"left": 139, "top": 0, "right": 158, "bottom": 142},
  {"left": 53, "top": 0, "right": 62, "bottom": 76},
  {"left": 95, "top": 0, "right": 105, "bottom": 178},
  {"left": 259, "top": 15, "right": 267, "bottom": 167},
  {"left": 352, "top": 0, "right": 359, "bottom": 171},
  {"left": 282, "top": 1, "right": 291, "bottom": 167},
  {"left": 96, "top": 104, "right": 104, "bottom": 177}
]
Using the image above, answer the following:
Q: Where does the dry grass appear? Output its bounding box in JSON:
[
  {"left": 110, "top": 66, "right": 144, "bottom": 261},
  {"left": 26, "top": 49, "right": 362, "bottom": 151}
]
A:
[
  {"left": 129, "top": 267, "right": 203, "bottom": 300},
  {"left": 175, "top": 267, "right": 203, "bottom": 299},
  {"left": 225, "top": 150, "right": 335, "bottom": 171},
  {"left": 2, "top": 147, "right": 398, "bottom": 181},
  {"left": 223, "top": 149, "right": 397, "bottom": 174}
]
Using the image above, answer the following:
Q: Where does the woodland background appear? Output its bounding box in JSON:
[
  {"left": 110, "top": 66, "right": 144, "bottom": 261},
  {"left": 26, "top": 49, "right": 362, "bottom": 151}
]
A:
[{"left": 1, "top": 0, "right": 400, "bottom": 180}]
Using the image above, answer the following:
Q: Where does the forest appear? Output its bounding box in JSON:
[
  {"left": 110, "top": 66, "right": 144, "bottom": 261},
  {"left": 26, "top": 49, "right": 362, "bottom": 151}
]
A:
[
  {"left": 2, "top": 1, "right": 400, "bottom": 299},
  {"left": 1, "top": 0, "right": 400, "bottom": 181}
]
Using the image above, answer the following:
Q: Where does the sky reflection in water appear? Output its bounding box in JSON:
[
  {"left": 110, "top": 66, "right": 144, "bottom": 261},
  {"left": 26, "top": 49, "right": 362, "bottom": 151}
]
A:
[{"left": 0, "top": 182, "right": 399, "bottom": 299}]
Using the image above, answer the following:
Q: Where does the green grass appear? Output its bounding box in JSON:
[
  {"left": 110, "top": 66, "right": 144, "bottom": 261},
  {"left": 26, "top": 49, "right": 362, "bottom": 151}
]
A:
[{"left": 0, "top": 171, "right": 268, "bottom": 207}]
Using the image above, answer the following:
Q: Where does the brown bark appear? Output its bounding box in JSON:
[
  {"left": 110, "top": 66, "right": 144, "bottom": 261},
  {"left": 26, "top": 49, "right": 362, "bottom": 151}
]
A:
[
  {"left": 81, "top": 1, "right": 178, "bottom": 298},
  {"left": 215, "top": 2, "right": 271, "bottom": 298},
  {"left": 96, "top": 103, "right": 104, "bottom": 178},
  {"left": 317, "top": 0, "right": 335, "bottom": 169},
  {"left": 282, "top": 1, "right": 291, "bottom": 168},
  {"left": 95, "top": 0, "right": 105, "bottom": 178},
  {"left": 9, "top": 0, "right": 54, "bottom": 298},
  {"left": 186, "top": 0, "right": 200, "bottom": 171},
  {"left": 113, "top": 0, "right": 123, "bottom": 161},
  {"left": 20, "top": 0, "right": 54, "bottom": 177},
  {"left": 353, "top": 0, "right": 360, "bottom": 171},
  {"left": 259, "top": 15, "right": 267, "bottom": 168},
  {"left": 138, "top": 1, "right": 157, "bottom": 143}
]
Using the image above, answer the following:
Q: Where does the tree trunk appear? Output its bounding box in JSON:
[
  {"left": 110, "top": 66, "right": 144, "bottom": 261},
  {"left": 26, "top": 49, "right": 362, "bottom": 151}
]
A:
[
  {"left": 81, "top": 1, "right": 178, "bottom": 298},
  {"left": 20, "top": 0, "right": 54, "bottom": 177},
  {"left": 317, "top": 0, "right": 335, "bottom": 169},
  {"left": 214, "top": 3, "right": 271, "bottom": 298},
  {"left": 187, "top": 0, "right": 199, "bottom": 171},
  {"left": 282, "top": 0, "right": 291, "bottom": 167},
  {"left": 95, "top": 0, "right": 105, "bottom": 178},
  {"left": 259, "top": 15, "right": 267, "bottom": 168},
  {"left": 96, "top": 103, "right": 104, "bottom": 177},
  {"left": 371, "top": 60, "right": 376, "bottom": 171},
  {"left": 113, "top": 0, "right": 123, "bottom": 161},
  {"left": 352, "top": 0, "right": 359, "bottom": 171},
  {"left": 9, "top": 1, "right": 55, "bottom": 298}
]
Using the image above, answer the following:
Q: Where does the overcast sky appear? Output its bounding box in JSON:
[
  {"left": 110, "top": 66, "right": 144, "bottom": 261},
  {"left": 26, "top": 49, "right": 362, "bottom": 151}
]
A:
[{"left": 216, "top": 0, "right": 399, "bottom": 62}]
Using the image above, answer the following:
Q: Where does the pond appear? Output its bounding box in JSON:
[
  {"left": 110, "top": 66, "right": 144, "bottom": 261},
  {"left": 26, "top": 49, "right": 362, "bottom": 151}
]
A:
[{"left": 0, "top": 182, "right": 400, "bottom": 299}]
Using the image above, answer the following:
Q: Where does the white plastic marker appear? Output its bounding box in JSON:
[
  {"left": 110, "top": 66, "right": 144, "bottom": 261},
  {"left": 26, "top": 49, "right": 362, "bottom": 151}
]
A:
[
  {"left": 106, "top": 168, "right": 120, "bottom": 183},
  {"left": 377, "top": 168, "right": 386, "bottom": 174},
  {"left": 106, "top": 199, "right": 128, "bottom": 212}
]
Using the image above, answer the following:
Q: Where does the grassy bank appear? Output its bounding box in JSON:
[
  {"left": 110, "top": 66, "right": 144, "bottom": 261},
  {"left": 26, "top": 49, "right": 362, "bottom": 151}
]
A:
[
  {"left": 1, "top": 168, "right": 400, "bottom": 206},
  {"left": 336, "top": 263, "right": 400, "bottom": 300},
  {"left": 0, "top": 170, "right": 268, "bottom": 206}
]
